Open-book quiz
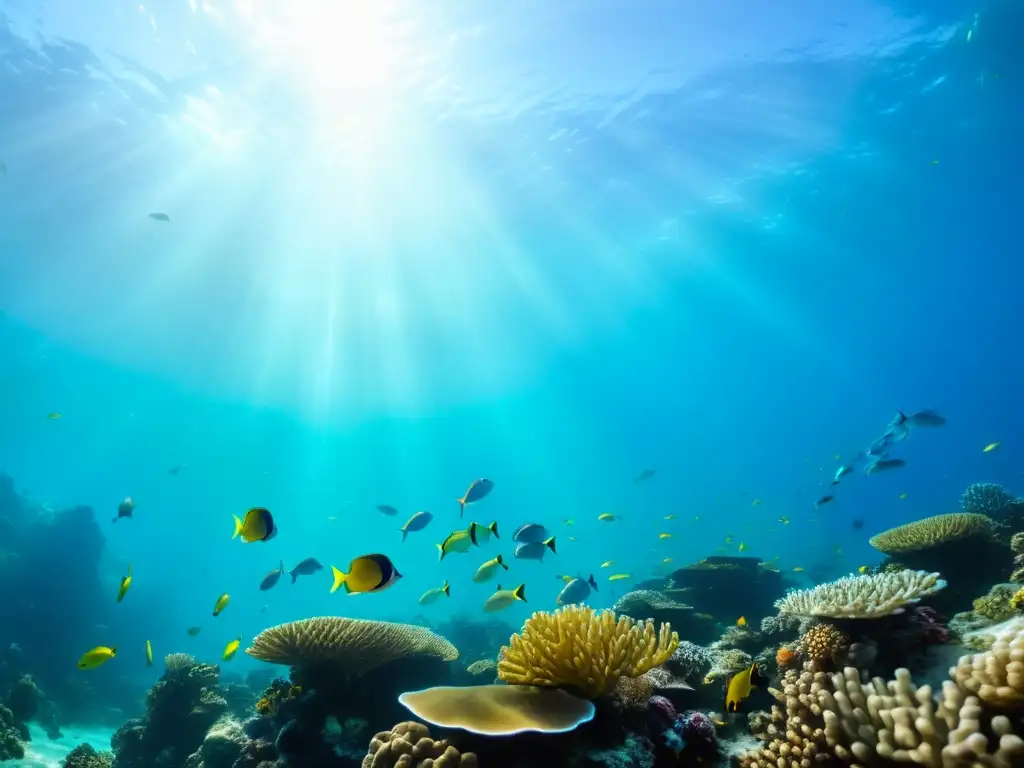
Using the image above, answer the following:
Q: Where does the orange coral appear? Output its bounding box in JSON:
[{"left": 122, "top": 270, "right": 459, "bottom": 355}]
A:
[{"left": 775, "top": 645, "right": 798, "bottom": 669}]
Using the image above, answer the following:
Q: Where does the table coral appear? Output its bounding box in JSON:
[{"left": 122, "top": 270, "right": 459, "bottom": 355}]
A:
[
  {"left": 775, "top": 570, "right": 945, "bottom": 619},
  {"left": 869, "top": 513, "right": 994, "bottom": 554}
]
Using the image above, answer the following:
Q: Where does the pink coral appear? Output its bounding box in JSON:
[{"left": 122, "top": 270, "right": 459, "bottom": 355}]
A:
[{"left": 646, "top": 695, "right": 676, "bottom": 728}]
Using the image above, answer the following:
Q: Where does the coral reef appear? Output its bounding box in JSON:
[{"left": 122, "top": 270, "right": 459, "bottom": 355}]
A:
[
  {"left": 612, "top": 590, "right": 717, "bottom": 645},
  {"left": 798, "top": 623, "right": 850, "bottom": 665},
  {"left": 972, "top": 584, "right": 1021, "bottom": 623},
  {"left": 961, "top": 482, "right": 1019, "bottom": 520},
  {"left": 496, "top": 605, "right": 679, "bottom": 698},
  {"left": 869, "top": 513, "right": 994, "bottom": 553},
  {"left": 64, "top": 743, "right": 113, "bottom": 768},
  {"left": 666, "top": 557, "right": 785, "bottom": 627},
  {"left": 464, "top": 660, "right": 496, "bottom": 677},
  {"left": 952, "top": 617, "right": 1024, "bottom": 707},
  {"left": 183, "top": 717, "right": 246, "bottom": 768},
  {"left": 775, "top": 570, "right": 945, "bottom": 619},
  {"left": 362, "top": 721, "right": 476, "bottom": 768},
  {"left": 0, "top": 703, "right": 25, "bottom": 761}
]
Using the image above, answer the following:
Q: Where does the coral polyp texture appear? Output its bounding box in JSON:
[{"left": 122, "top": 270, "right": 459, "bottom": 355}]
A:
[
  {"left": 961, "top": 482, "right": 1017, "bottom": 518},
  {"left": 362, "top": 721, "right": 476, "bottom": 768},
  {"left": 398, "top": 684, "right": 596, "bottom": 735},
  {"left": 496, "top": 605, "right": 679, "bottom": 698},
  {"left": 868, "top": 513, "right": 994, "bottom": 554},
  {"left": 952, "top": 616, "right": 1024, "bottom": 708},
  {"left": 245, "top": 617, "right": 458, "bottom": 677},
  {"left": 798, "top": 623, "right": 849, "bottom": 665},
  {"left": 774, "top": 570, "right": 946, "bottom": 619}
]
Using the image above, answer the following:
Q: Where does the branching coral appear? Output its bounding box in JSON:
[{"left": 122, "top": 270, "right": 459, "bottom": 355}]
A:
[
  {"left": 465, "top": 659, "right": 496, "bottom": 677},
  {"left": 869, "top": 513, "right": 994, "bottom": 554},
  {"left": 246, "top": 617, "right": 458, "bottom": 677},
  {"left": 496, "top": 605, "right": 679, "bottom": 698},
  {"left": 774, "top": 570, "right": 946, "bottom": 619},
  {"left": 363, "top": 722, "right": 476, "bottom": 768},
  {"left": 962, "top": 483, "right": 1017, "bottom": 518}
]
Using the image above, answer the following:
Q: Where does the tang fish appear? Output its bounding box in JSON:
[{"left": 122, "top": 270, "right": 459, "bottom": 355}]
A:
[
  {"left": 213, "top": 593, "right": 230, "bottom": 616},
  {"left": 419, "top": 581, "right": 451, "bottom": 605},
  {"left": 866, "top": 458, "right": 906, "bottom": 475},
  {"left": 512, "top": 523, "right": 550, "bottom": 544},
  {"left": 116, "top": 562, "right": 132, "bottom": 603},
  {"left": 77, "top": 646, "right": 116, "bottom": 670},
  {"left": 514, "top": 537, "right": 556, "bottom": 561},
  {"left": 260, "top": 561, "right": 285, "bottom": 591},
  {"left": 233, "top": 507, "right": 277, "bottom": 543},
  {"left": 469, "top": 521, "right": 500, "bottom": 542},
  {"left": 458, "top": 478, "right": 494, "bottom": 517},
  {"left": 377, "top": 505, "right": 399, "bottom": 516},
  {"left": 556, "top": 574, "right": 598, "bottom": 606},
  {"left": 222, "top": 637, "right": 241, "bottom": 661},
  {"left": 400, "top": 512, "right": 434, "bottom": 542},
  {"left": 725, "top": 663, "right": 767, "bottom": 713},
  {"left": 148, "top": 212, "right": 170, "bottom": 222},
  {"left": 483, "top": 583, "right": 526, "bottom": 613},
  {"left": 473, "top": 554, "right": 508, "bottom": 583},
  {"left": 438, "top": 528, "right": 478, "bottom": 560},
  {"left": 330, "top": 554, "right": 402, "bottom": 595},
  {"left": 113, "top": 497, "right": 135, "bottom": 523},
  {"left": 894, "top": 409, "right": 946, "bottom": 429},
  {"left": 145, "top": 640, "right": 153, "bottom": 667},
  {"left": 289, "top": 557, "right": 323, "bottom": 583}
]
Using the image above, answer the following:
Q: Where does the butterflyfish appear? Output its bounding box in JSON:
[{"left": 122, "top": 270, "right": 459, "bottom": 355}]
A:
[
  {"left": 116, "top": 562, "right": 132, "bottom": 603},
  {"left": 457, "top": 478, "right": 494, "bottom": 517},
  {"left": 213, "top": 593, "right": 230, "bottom": 616},
  {"left": 77, "top": 646, "right": 116, "bottom": 670},
  {"left": 232, "top": 507, "right": 277, "bottom": 543},
  {"left": 330, "top": 553, "right": 402, "bottom": 595},
  {"left": 222, "top": 637, "right": 241, "bottom": 661},
  {"left": 725, "top": 663, "right": 767, "bottom": 713},
  {"left": 736, "top": 616, "right": 747, "bottom": 627},
  {"left": 483, "top": 583, "right": 526, "bottom": 613},
  {"left": 418, "top": 581, "right": 451, "bottom": 605},
  {"left": 473, "top": 554, "right": 508, "bottom": 583}
]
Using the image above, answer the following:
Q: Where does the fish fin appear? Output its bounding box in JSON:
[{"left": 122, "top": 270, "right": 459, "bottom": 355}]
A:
[
  {"left": 442, "top": 580, "right": 450, "bottom": 597},
  {"left": 110, "top": 646, "right": 117, "bottom": 656},
  {"left": 401, "top": 528, "right": 408, "bottom": 543},
  {"left": 490, "top": 522, "right": 499, "bottom": 538},
  {"left": 436, "top": 543, "right": 446, "bottom": 562},
  {"left": 496, "top": 584, "right": 502, "bottom": 592},
  {"left": 499, "top": 559, "right": 509, "bottom": 571},
  {"left": 457, "top": 498, "right": 465, "bottom": 517},
  {"left": 232, "top": 515, "right": 243, "bottom": 540},
  {"left": 545, "top": 536, "right": 557, "bottom": 554},
  {"left": 330, "top": 566, "right": 346, "bottom": 594},
  {"left": 514, "top": 584, "right": 527, "bottom": 602},
  {"left": 290, "top": 571, "right": 298, "bottom": 584},
  {"left": 589, "top": 574, "right": 598, "bottom": 591},
  {"left": 127, "top": 561, "right": 132, "bottom": 577},
  {"left": 892, "top": 410, "right": 908, "bottom": 426}
]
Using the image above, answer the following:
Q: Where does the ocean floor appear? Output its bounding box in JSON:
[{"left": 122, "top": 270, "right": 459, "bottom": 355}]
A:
[{"left": 11, "top": 723, "right": 114, "bottom": 768}]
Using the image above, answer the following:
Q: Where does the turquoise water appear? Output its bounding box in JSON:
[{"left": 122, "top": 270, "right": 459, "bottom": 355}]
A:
[{"left": 0, "top": 0, "right": 1021, "bottom": 700}]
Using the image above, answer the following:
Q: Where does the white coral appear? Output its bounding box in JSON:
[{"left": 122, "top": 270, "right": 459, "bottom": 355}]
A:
[{"left": 774, "top": 570, "right": 946, "bottom": 619}]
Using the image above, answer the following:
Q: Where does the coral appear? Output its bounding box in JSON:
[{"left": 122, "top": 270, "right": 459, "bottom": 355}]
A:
[
  {"left": 775, "top": 570, "right": 946, "bottom": 619},
  {"left": 465, "top": 659, "right": 496, "bottom": 677},
  {"left": 1012, "top": 588, "right": 1024, "bottom": 611},
  {"left": 186, "top": 717, "right": 246, "bottom": 768},
  {"left": 613, "top": 589, "right": 717, "bottom": 644},
  {"left": 642, "top": 665, "right": 695, "bottom": 695},
  {"left": 712, "top": 624, "right": 763, "bottom": 653},
  {"left": 704, "top": 649, "right": 752, "bottom": 682},
  {"left": 497, "top": 605, "right": 678, "bottom": 698},
  {"left": 665, "top": 641, "right": 714, "bottom": 684},
  {"left": 576, "top": 733, "right": 655, "bottom": 768},
  {"left": 613, "top": 674, "right": 654, "bottom": 709},
  {"left": 760, "top": 613, "right": 801, "bottom": 636},
  {"left": 952, "top": 616, "right": 1024, "bottom": 708},
  {"left": 973, "top": 584, "right": 1020, "bottom": 623},
  {"left": 63, "top": 743, "right": 113, "bottom": 768},
  {"left": 362, "top": 721, "right": 477, "bottom": 768},
  {"left": 679, "top": 710, "right": 717, "bottom": 748},
  {"left": 398, "top": 684, "right": 595, "bottom": 735},
  {"left": 962, "top": 482, "right": 1017, "bottom": 517},
  {"left": 6, "top": 674, "right": 40, "bottom": 721},
  {"left": 646, "top": 695, "right": 677, "bottom": 727},
  {"left": 869, "top": 513, "right": 994, "bottom": 553},
  {"left": 798, "top": 624, "right": 849, "bottom": 665},
  {"left": 0, "top": 703, "right": 25, "bottom": 761},
  {"left": 775, "top": 646, "right": 799, "bottom": 670},
  {"left": 666, "top": 557, "right": 785, "bottom": 631},
  {"left": 246, "top": 617, "right": 458, "bottom": 677}
]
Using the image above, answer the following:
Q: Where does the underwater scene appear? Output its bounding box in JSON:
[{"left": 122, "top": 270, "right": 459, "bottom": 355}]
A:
[{"left": 1, "top": 1, "right": 1023, "bottom": 767}]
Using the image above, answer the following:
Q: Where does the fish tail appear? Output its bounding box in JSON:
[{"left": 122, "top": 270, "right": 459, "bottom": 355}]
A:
[
  {"left": 110, "top": 646, "right": 117, "bottom": 656},
  {"left": 232, "top": 515, "right": 243, "bottom": 540},
  {"left": 589, "top": 574, "right": 598, "bottom": 591},
  {"left": 401, "top": 528, "right": 408, "bottom": 543},
  {"left": 442, "top": 580, "right": 450, "bottom": 597},
  {"left": 290, "top": 570, "right": 298, "bottom": 584},
  {"left": 330, "top": 566, "right": 346, "bottom": 594},
  {"left": 436, "top": 544, "right": 446, "bottom": 562},
  {"left": 499, "top": 557, "right": 509, "bottom": 571},
  {"left": 544, "top": 536, "right": 557, "bottom": 554},
  {"left": 513, "top": 584, "right": 527, "bottom": 603},
  {"left": 457, "top": 498, "right": 465, "bottom": 517},
  {"left": 489, "top": 522, "right": 499, "bottom": 538}
]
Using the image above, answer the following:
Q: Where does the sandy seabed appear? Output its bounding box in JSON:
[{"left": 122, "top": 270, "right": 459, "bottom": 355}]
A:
[{"left": 9, "top": 723, "right": 115, "bottom": 768}]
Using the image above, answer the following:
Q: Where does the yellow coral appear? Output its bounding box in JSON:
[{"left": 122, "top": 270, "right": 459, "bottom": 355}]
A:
[
  {"left": 1012, "top": 588, "right": 1024, "bottom": 611},
  {"left": 255, "top": 696, "right": 275, "bottom": 716},
  {"left": 798, "top": 623, "right": 848, "bottom": 664},
  {"left": 868, "top": 512, "right": 993, "bottom": 554},
  {"left": 496, "top": 605, "right": 678, "bottom": 698}
]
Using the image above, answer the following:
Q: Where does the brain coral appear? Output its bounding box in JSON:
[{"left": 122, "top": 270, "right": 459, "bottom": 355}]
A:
[
  {"left": 362, "top": 722, "right": 476, "bottom": 768},
  {"left": 869, "top": 513, "right": 993, "bottom": 554},
  {"left": 774, "top": 570, "right": 945, "bottom": 619},
  {"left": 497, "top": 605, "right": 678, "bottom": 698},
  {"left": 246, "top": 617, "right": 457, "bottom": 677}
]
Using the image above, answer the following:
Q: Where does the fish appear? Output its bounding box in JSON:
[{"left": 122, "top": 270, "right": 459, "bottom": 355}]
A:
[
  {"left": 899, "top": 493, "right": 908, "bottom": 499},
  {"left": 858, "top": 565, "right": 870, "bottom": 574},
  {"left": 47, "top": 412, "right": 62, "bottom": 420},
  {"left": 113, "top": 497, "right": 135, "bottom": 523},
  {"left": 469, "top": 521, "right": 500, "bottom": 543},
  {"left": 792, "top": 567, "right": 804, "bottom": 573},
  {"left": 438, "top": 528, "right": 478, "bottom": 560},
  {"left": 330, "top": 553, "right": 402, "bottom": 595},
  {"left": 260, "top": 561, "right": 285, "bottom": 591},
  {"left": 289, "top": 557, "right": 324, "bottom": 583},
  {"left": 866, "top": 458, "right": 906, "bottom": 475},
  {"left": 659, "top": 533, "right": 673, "bottom": 540},
  {"left": 833, "top": 463, "right": 854, "bottom": 484},
  {"left": 514, "top": 537, "right": 557, "bottom": 561},
  {"left": 725, "top": 536, "right": 734, "bottom": 545},
  {"left": 483, "top": 583, "right": 527, "bottom": 613},
  {"left": 458, "top": 478, "right": 494, "bottom": 517},
  {"left": 563, "top": 519, "right": 575, "bottom": 525},
  {"left": 168, "top": 466, "right": 182, "bottom": 475},
  {"left": 148, "top": 212, "right": 170, "bottom": 222},
  {"left": 419, "top": 581, "right": 451, "bottom": 605},
  {"left": 894, "top": 409, "right": 946, "bottom": 429},
  {"left": 232, "top": 507, "right": 277, "bottom": 543},
  {"left": 473, "top": 554, "right": 509, "bottom": 583},
  {"left": 737, "top": 616, "right": 747, "bottom": 627},
  {"left": 778, "top": 516, "right": 790, "bottom": 525},
  {"left": 568, "top": 536, "right": 578, "bottom": 541},
  {"left": 77, "top": 646, "right": 116, "bottom": 670},
  {"left": 814, "top": 495, "right": 835, "bottom": 508},
  {"left": 608, "top": 573, "right": 631, "bottom": 581},
  {"left": 634, "top": 469, "right": 657, "bottom": 483},
  {"left": 664, "top": 514, "right": 677, "bottom": 520},
  {"left": 213, "top": 593, "right": 230, "bottom": 616},
  {"left": 116, "top": 562, "right": 132, "bottom": 603},
  {"left": 751, "top": 499, "right": 762, "bottom": 506},
  {"left": 145, "top": 640, "right": 153, "bottom": 666},
  {"left": 377, "top": 505, "right": 399, "bottom": 516},
  {"left": 556, "top": 574, "right": 598, "bottom": 606},
  {"left": 597, "top": 513, "right": 618, "bottom": 522},
  {"left": 601, "top": 561, "right": 614, "bottom": 568},
  {"left": 187, "top": 626, "right": 202, "bottom": 637},
  {"left": 512, "top": 523, "right": 551, "bottom": 543},
  {"left": 983, "top": 442, "right": 1001, "bottom": 453},
  {"left": 738, "top": 542, "right": 747, "bottom": 552},
  {"left": 555, "top": 574, "right": 575, "bottom": 583},
  {"left": 222, "top": 637, "right": 241, "bottom": 661},
  {"left": 725, "top": 663, "right": 766, "bottom": 712},
  {"left": 662, "top": 558, "right": 673, "bottom": 564},
  {"left": 851, "top": 519, "right": 865, "bottom": 531},
  {"left": 400, "top": 511, "right": 434, "bottom": 542}
]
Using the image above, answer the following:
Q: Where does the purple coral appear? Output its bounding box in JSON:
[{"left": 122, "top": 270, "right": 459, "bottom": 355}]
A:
[
  {"left": 908, "top": 606, "right": 950, "bottom": 645},
  {"left": 646, "top": 695, "right": 677, "bottom": 728},
  {"left": 961, "top": 482, "right": 1016, "bottom": 518},
  {"left": 679, "top": 711, "right": 717, "bottom": 747}
]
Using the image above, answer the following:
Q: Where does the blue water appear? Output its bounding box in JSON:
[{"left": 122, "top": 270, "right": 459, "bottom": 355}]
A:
[{"left": 0, "top": 0, "right": 1021, "bottom": 689}]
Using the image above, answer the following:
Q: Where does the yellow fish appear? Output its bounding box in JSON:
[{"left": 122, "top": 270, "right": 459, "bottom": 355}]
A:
[
  {"left": 563, "top": 519, "right": 575, "bottom": 526},
  {"left": 601, "top": 561, "right": 614, "bottom": 568},
  {"left": 983, "top": 442, "right": 1001, "bottom": 453},
  {"left": 608, "top": 573, "right": 631, "bottom": 581},
  {"left": 331, "top": 553, "right": 402, "bottom": 595},
  {"left": 483, "top": 583, "right": 527, "bottom": 613},
  {"left": 116, "top": 562, "right": 132, "bottom": 603},
  {"left": 738, "top": 542, "right": 747, "bottom": 552},
  {"left": 858, "top": 565, "right": 870, "bottom": 574},
  {"left": 899, "top": 493, "right": 908, "bottom": 499},
  {"left": 77, "top": 646, "right": 116, "bottom": 670},
  {"left": 473, "top": 555, "right": 508, "bottom": 583},
  {"left": 419, "top": 581, "right": 451, "bottom": 605},
  {"left": 663, "top": 558, "right": 673, "bottom": 564},
  {"left": 437, "top": 528, "right": 478, "bottom": 561},
  {"left": 792, "top": 567, "right": 805, "bottom": 572},
  {"left": 145, "top": 640, "right": 153, "bottom": 667},
  {"left": 222, "top": 636, "right": 241, "bottom": 661},
  {"left": 232, "top": 507, "right": 277, "bottom": 543},
  {"left": 778, "top": 516, "right": 790, "bottom": 525},
  {"left": 659, "top": 533, "right": 673, "bottom": 540},
  {"left": 725, "top": 536, "right": 733, "bottom": 545},
  {"left": 213, "top": 593, "right": 230, "bottom": 616},
  {"left": 725, "top": 663, "right": 766, "bottom": 713},
  {"left": 47, "top": 412, "right": 61, "bottom": 420},
  {"left": 736, "top": 616, "right": 747, "bottom": 627},
  {"left": 597, "top": 513, "right": 619, "bottom": 522},
  {"left": 664, "top": 514, "right": 677, "bottom": 520},
  {"left": 556, "top": 574, "right": 575, "bottom": 584},
  {"left": 751, "top": 499, "right": 762, "bottom": 506}
]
